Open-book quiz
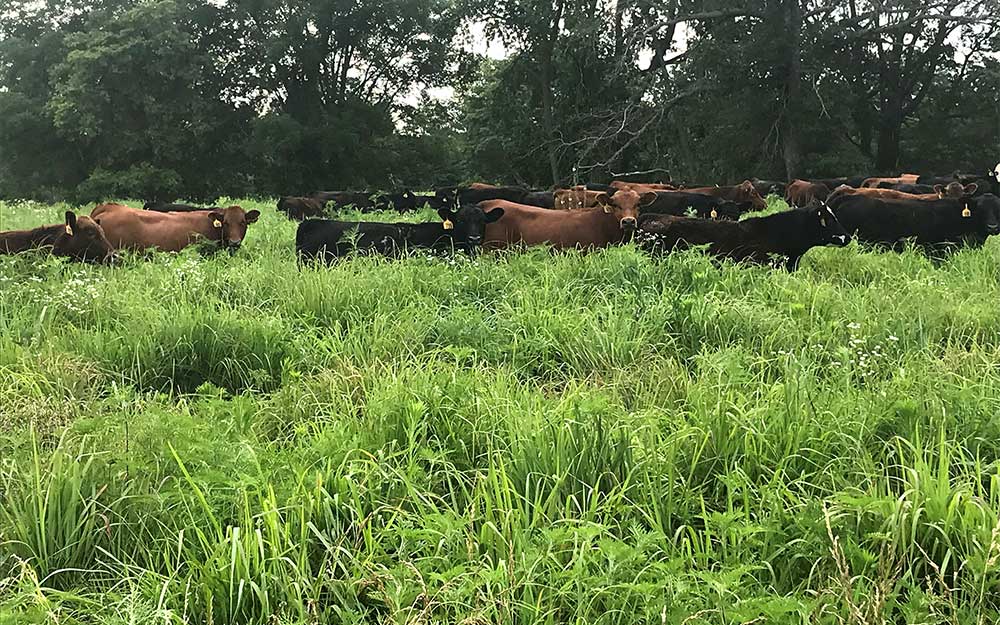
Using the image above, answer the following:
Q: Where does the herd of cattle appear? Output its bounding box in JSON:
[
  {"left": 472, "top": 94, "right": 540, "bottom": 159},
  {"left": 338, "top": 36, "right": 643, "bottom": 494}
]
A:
[{"left": 3, "top": 164, "right": 1000, "bottom": 272}]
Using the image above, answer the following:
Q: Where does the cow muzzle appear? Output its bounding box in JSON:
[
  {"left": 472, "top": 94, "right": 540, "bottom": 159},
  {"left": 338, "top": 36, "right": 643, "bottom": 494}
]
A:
[
  {"left": 620, "top": 217, "right": 638, "bottom": 230},
  {"left": 987, "top": 224, "right": 1000, "bottom": 235},
  {"left": 832, "top": 234, "right": 850, "bottom": 246}
]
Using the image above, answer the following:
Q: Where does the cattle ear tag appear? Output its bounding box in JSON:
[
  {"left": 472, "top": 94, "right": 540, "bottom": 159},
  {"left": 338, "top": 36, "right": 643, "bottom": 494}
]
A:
[
  {"left": 962, "top": 206, "right": 971, "bottom": 218},
  {"left": 443, "top": 219, "right": 454, "bottom": 230},
  {"left": 213, "top": 219, "right": 223, "bottom": 228},
  {"left": 65, "top": 225, "right": 73, "bottom": 236},
  {"left": 710, "top": 209, "right": 718, "bottom": 219}
]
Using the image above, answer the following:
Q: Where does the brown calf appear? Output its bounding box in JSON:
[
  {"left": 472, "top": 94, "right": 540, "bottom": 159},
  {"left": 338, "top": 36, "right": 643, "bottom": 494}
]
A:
[
  {"left": 482, "top": 188, "right": 656, "bottom": 250},
  {"left": 92, "top": 203, "right": 260, "bottom": 253},
  {"left": 1, "top": 211, "right": 116, "bottom": 263}
]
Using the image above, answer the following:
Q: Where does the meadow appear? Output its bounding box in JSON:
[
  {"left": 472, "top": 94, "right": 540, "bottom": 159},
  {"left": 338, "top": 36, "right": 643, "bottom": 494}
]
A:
[{"left": 1, "top": 197, "right": 1000, "bottom": 624}]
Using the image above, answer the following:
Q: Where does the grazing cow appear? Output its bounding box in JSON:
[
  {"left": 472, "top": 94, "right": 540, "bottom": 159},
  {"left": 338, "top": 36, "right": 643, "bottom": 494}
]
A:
[
  {"left": 751, "top": 178, "right": 787, "bottom": 197},
  {"left": 785, "top": 180, "right": 832, "bottom": 207},
  {"left": 296, "top": 204, "right": 504, "bottom": 262},
  {"left": 481, "top": 188, "right": 656, "bottom": 250},
  {"left": 92, "top": 203, "right": 260, "bottom": 253},
  {"left": 861, "top": 174, "right": 919, "bottom": 188},
  {"left": 144, "top": 202, "right": 217, "bottom": 213},
  {"left": 643, "top": 192, "right": 748, "bottom": 220},
  {"left": 1, "top": 211, "right": 116, "bottom": 263},
  {"left": 637, "top": 202, "right": 851, "bottom": 270},
  {"left": 278, "top": 196, "right": 326, "bottom": 221},
  {"left": 553, "top": 186, "right": 617, "bottom": 210},
  {"left": 521, "top": 191, "right": 555, "bottom": 209},
  {"left": 681, "top": 180, "right": 767, "bottom": 212},
  {"left": 833, "top": 193, "right": 1000, "bottom": 249}
]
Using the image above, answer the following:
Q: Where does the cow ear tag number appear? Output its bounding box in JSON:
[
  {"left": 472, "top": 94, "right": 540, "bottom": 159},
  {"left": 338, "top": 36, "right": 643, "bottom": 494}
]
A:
[
  {"left": 443, "top": 219, "right": 454, "bottom": 230},
  {"left": 213, "top": 219, "right": 223, "bottom": 228}
]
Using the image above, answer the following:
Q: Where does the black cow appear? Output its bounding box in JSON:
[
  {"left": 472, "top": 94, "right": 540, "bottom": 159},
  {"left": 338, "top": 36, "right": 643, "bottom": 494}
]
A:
[
  {"left": 278, "top": 196, "right": 326, "bottom": 221},
  {"left": 750, "top": 178, "right": 787, "bottom": 197},
  {"left": 522, "top": 191, "right": 555, "bottom": 208},
  {"left": 143, "top": 202, "right": 218, "bottom": 213},
  {"left": 637, "top": 202, "right": 850, "bottom": 270},
  {"left": 878, "top": 183, "right": 936, "bottom": 194},
  {"left": 643, "top": 192, "right": 749, "bottom": 220},
  {"left": 436, "top": 185, "right": 530, "bottom": 206},
  {"left": 296, "top": 204, "right": 505, "bottom": 262},
  {"left": 833, "top": 193, "right": 1000, "bottom": 250},
  {"left": 371, "top": 190, "right": 419, "bottom": 212},
  {"left": 310, "top": 191, "right": 374, "bottom": 210}
]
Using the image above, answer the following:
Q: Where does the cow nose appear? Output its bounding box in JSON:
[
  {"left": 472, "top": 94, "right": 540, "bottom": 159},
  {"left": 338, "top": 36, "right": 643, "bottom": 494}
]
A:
[
  {"left": 988, "top": 224, "right": 1000, "bottom": 235},
  {"left": 621, "top": 217, "right": 637, "bottom": 229}
]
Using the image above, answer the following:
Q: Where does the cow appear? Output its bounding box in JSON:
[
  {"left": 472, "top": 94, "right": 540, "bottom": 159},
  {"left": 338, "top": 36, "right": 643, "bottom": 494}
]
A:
[
  {"left": 751, "top": 178, "right": 787, "bottom": 197},
  {"left": 832, "top": 193, "right": 1000, "bottom": 250},
  {"left": 91, "top": 203, "right": 260, "bottom": 253},
  {"left": 296, "top": 204, "right": 504, "bottom": 262},
  {"left": 785, "top": 180, "right": 832, "bottom": 207},
  {"left": 278, "top": 196, "right": 326, "bottom": 221},
  {"left": 144, "top": 202, "right": 217, "bottom": 213},
  {"left": 828, "top": 182, "right": 978, "bottom": 204},
  {"left": 1, "top": 211, "right": 116, "bottom": 263},
  {"left": 553, "top": 186, "right": 616, "bottom": 210},
  {"left": 436, "top": 185, "right": 530, "bottom": 207},
  {"left": 521, "top": 191, "right": 555, "bottom": 209},
  {"left": 810, "top": 176, "right": 867, "bottom": 190},
  {"left": 371, "top": 190, "right": 420, "bottom": 212},
  {"left": 309, "top": 191, "right": 374, "bottom": 211},
  {"left": 637, "top": 202, "right": 851, "bottom": 270},
  {"left": 481, "top": 188, "right": 655, "bottom": 250},
  {"left": 861, "top": 174, "right": 919, "bottom": 188},
  {"left": 681, "top": 180, "right": 767, "bottom": 212},
  {"left": 877, "top": 182, "right": 936, "bottom": 194},
  {"left": 610, "top": 181, "right": 679, "bottom": 193},
  {"left": 643, "top": 191, "right": 748, "bottom": 220}
]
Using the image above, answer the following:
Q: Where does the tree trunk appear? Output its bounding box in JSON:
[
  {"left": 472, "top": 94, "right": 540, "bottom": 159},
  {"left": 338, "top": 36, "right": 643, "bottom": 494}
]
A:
[
  {"left": 538, "top": 2, "right": 563, "bottom": 186},
  {"left": 779, "top": 0, "right": 803, "bottom": 179},
  {"left": 875, "top": 107, "right": 902, "bottom": 172}
]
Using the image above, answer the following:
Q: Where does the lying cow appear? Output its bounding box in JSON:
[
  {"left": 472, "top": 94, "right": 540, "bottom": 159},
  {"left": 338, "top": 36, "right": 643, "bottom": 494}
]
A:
[
  {"left": 92, "top": 203, "right": 260, "bottom": 253},
  {"left": 680, "top": 180, "right": 767, "bottom": 212},
  {"left": 834, "top": 193, "right": 1000, "bottom": 250},
  {"left": 296, "top": 204, "right": 504, "bottom": 262},
  {"left": 828, "top": 182, "right": 978, "bottom": 204},
  {"left": 1, "top": 211, "right": 116, "bottom": 263},
  {"left": 643, "top": 191, "right": 748, "bottom": 220},
  {"left": 481, "top": 188, "right": 655, "bottom": 250},
  {"left": 278, "top": 196, "right": 326, "bottom": 221},
  {"left": 785, "top": 180, "right": 832, "bottom": 207},
  {"left": 637, "top": 202, "right": 851, "bottom": 270}
]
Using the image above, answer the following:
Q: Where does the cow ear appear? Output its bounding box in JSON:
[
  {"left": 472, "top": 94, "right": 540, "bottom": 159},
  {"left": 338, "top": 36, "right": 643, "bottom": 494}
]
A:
[
  {"left": 964, "top": 183, "right": 978, "bottom": 196},
  {"left": 245, "top": 210, "right": 260, "bottom": 224},
  {"left": 595, "top": 192, "right": 611, "bottom": 205},
  {"left": 639, "top": 192, "right": 657, "bottom": 206},
  {"left": 208, "top": 210, "right": 224, "bottom": 227},
  {"left": 437, "top": 207, "right": 456, "bottom": 222},
  {"left": 485, "top": 207, "right": 504, "bottom": 223},
  {"left": 64, "top": 211, "right": 78, "bottom": 236}
]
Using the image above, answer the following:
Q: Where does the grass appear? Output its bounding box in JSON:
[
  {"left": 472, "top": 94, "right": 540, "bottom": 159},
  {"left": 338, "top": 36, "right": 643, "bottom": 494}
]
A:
[{"left": 1, "top": 196, "right": 1000, "bottom": 623}]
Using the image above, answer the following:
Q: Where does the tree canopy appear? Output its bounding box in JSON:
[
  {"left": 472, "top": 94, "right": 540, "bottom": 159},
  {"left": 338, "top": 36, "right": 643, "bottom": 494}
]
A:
[{"left": 0, "top": 0, "right": 997, "bottom": 201}]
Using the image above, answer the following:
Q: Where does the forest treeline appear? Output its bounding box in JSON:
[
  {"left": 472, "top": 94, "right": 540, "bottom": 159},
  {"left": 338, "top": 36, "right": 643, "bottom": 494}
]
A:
[{"left": 0, "top": 0, "right": 997, "bottom": 203}]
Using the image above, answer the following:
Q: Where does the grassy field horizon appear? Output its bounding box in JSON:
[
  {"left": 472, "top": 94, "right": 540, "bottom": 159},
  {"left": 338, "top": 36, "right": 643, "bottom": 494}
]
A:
[{"left": 2, "top": 198, "right": 1000, "bottom": 624}]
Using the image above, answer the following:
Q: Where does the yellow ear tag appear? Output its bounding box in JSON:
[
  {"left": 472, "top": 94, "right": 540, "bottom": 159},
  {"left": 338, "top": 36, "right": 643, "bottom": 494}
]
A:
[
  {"left": 213, "top": 219, "right": 223, "bottom": 228},
  {"left": 443, "top": 219, "right": 454, "bottom": 230},
  {"left": 710, "top": 209, "right": 718, "bottom": 219},
  {"left": 962, "top": 206, "right": 971, "bottom": 218},
  {"left": 65, "top": 225, "right": 73, "bottom": 236}
]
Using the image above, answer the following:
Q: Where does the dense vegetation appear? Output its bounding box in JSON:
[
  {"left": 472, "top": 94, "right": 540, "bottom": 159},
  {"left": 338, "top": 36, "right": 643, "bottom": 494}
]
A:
[
  {"left": 2, "top": 198, "right": 1000, "bottom": 623},
  {"left": 1, "top": 0, "right": 998, "bottom": 202}
]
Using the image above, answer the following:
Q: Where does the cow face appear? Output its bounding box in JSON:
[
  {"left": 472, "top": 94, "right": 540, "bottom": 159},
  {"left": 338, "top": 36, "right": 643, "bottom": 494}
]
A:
[
  {"left": 438, "top": 204, "right": 504, "bottom": 255},
  {"left": 597, "top": 189, "right": 655, "bottom": 231},
  {"left": 811, "top": 202, "right": 850, "bottom": 247},
  {"left": 55, "top": 211, "right": 117, "bottom": 263},
  {"left": 935, "top": 182, "right": 977, "bottom": 199},
  {"left": 209, "top": 206, "right": 260, "bottom": 252},
  {"left": 968, "top": 194, "right": 1000, "bottom": 236}
]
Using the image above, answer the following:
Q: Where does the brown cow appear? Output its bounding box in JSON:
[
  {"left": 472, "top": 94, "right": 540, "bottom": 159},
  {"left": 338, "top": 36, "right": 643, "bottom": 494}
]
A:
[
  {"left": 1, "top": 211, "right": 116, "bottom": 263},
  {"left": 828, "top": 182, "right": 979, "bottom": 204},
  {"left": 785, "top": 179, "right": 832, "bottom": 207},
  {"left": 468, "top": 182, "right": 498, "bottom": 190},
  {"left": 861, "top": 174, "right": 919, "bottom": 188},
  {"left": 482, "top": 188, "right": 656, "bottom": 249},
  {"left": 92, "top": 203, "right": 260, "bottom": 253},
  {"left": 553, "top": 186, "right": 611, "bottom": 210},
  {"left": 610, "top": 181, "right": 679, "bottom": 193},
  {"left": 682, "top": 180, "right": 767, "bottom": 211}
]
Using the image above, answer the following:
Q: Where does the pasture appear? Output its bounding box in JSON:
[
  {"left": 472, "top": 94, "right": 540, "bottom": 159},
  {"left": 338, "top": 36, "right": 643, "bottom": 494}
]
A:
[{"left": 2, "top": 197, "right": 1000, "bottom": 624}]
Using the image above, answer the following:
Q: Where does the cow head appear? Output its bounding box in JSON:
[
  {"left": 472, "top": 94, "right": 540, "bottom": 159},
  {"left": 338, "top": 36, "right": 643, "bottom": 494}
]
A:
[
  {"left": 710, "top": 201, "right": 744, "bottom": 221},
  {"left": 935, "top": 182, "right": 977, "bottom": 199},
  {"left": 809, "top": 202, "right": 850, "bottom": 247},
  {"left": 55, "top": 211, "right": 117, "bottom": 263},
  {"left": 738, "top": 180, "right": 767, "bottom": 211},
  {"left": 966, "top": 194, "right": 1000, "bottom": 236},
  {"left": 208, "top": 205, "right": 260, "bottom": 252},
  {"left": 438, "top": 204, "right": 504, "bottom": 256},
  {"left": 597, "top": 189, "right": 656, "bottom": 231}
]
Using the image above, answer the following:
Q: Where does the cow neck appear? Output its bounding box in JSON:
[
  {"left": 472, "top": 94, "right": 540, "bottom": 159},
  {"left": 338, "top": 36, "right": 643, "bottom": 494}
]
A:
[{"left": 0, "top": 223, "right": 62, "bottom": 252}]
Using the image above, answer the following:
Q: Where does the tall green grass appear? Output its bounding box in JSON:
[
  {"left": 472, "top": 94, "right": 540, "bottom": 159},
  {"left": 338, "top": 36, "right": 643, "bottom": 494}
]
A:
[{"left": 2, "top": 197, "right": 1000, "bottom": 623}]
